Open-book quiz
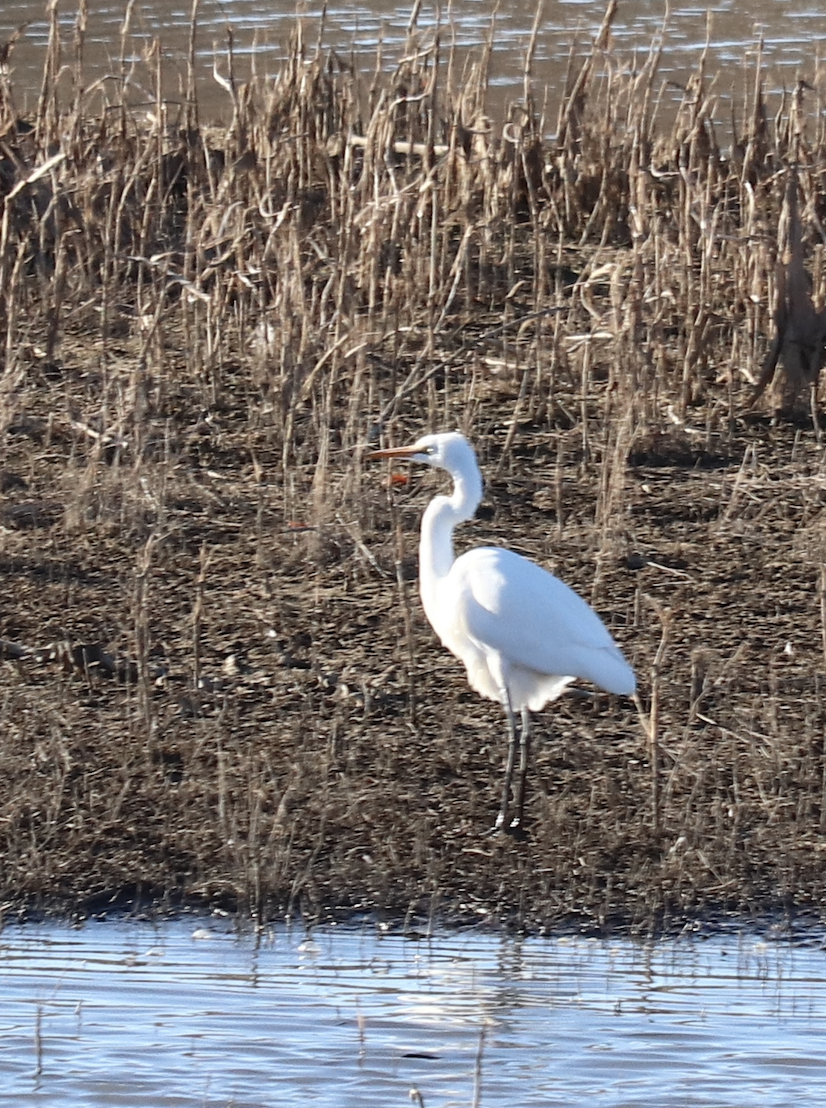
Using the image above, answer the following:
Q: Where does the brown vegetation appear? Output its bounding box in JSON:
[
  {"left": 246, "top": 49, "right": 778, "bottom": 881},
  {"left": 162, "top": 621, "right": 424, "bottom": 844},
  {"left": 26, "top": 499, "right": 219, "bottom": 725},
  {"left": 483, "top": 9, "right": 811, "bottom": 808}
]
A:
[{"left": 1, "top": 9, "right": 826, "bottom": 933}]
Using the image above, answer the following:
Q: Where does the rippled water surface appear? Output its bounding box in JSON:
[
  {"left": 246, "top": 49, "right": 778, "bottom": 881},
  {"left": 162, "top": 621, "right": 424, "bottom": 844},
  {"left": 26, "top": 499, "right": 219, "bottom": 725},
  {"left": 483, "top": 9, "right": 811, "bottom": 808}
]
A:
[
  {"left": 2, "top": 920, "right": 826, "bottom": 1106},
  {"left": 0, "top": 1, "right": 822, "bottom": 115}
]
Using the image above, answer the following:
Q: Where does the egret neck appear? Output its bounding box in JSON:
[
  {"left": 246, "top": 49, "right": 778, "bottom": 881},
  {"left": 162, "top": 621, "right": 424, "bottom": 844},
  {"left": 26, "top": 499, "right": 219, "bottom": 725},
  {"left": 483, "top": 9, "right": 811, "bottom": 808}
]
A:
[{"left": 418, "top": 452, "right": 483, "bottom": 618}]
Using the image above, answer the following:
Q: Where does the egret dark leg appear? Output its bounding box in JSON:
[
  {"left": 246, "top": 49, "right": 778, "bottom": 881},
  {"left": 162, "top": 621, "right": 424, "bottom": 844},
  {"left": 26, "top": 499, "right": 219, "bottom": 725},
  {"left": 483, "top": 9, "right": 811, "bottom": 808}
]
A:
[
  {"left": 495, "top": 700, "right": 519, "bottom": 831},
  {"left": 512, "top": 709, "right": 532, "bottom": 829}
]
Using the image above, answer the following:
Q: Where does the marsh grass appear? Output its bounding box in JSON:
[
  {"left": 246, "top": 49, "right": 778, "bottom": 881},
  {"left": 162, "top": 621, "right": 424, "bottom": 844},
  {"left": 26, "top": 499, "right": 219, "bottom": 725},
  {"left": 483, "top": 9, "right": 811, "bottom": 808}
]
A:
[{"left": 1, "top": 7, "right": 826, "bottom": 931}]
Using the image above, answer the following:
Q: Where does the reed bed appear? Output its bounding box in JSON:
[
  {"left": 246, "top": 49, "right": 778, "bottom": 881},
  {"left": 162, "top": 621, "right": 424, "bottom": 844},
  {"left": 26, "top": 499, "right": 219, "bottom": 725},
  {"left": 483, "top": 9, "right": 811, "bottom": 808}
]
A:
[{"left": 1, "top": 7, "right": 826, "bottom": 932}]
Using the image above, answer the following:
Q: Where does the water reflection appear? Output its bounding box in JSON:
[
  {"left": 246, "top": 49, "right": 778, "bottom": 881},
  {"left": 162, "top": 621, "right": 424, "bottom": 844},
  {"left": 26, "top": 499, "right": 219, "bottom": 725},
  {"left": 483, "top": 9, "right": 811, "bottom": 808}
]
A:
[{"left": 1, "top": 920, "right": 826, "bottom": 1105}]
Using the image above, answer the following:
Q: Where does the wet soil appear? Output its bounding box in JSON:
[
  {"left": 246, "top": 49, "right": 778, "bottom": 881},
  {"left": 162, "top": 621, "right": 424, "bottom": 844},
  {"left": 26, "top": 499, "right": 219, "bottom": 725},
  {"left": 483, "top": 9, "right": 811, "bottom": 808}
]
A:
[{"left": 2, "top": 330, "right": 826, "bottom": 935}]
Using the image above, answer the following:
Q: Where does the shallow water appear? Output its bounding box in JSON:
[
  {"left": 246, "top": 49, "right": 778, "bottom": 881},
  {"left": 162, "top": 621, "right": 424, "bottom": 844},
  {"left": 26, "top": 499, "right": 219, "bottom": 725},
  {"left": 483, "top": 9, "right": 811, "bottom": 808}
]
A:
[
  {"left": 2, "top": 919, "right": 826, "bottom": 1106},
  {"left": 0, "top": 1, "right": 821, "bottom": 118}
]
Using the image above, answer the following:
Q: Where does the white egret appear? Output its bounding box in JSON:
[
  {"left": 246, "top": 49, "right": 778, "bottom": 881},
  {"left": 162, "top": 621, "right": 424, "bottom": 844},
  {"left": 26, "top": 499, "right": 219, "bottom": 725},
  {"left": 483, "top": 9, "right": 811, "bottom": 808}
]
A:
[{"left": 370, "top": 431, "right": 635, "bottom": 834}]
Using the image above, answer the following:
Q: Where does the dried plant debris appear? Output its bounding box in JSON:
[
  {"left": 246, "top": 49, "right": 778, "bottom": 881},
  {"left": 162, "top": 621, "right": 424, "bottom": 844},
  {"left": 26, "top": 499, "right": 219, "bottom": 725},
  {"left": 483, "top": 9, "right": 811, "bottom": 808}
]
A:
[
  {"left": 1, "top": 13, "right": 826, "bottom": 934},
  {"left": 751, "top": 163, "right": 826, "bottom": 413}
]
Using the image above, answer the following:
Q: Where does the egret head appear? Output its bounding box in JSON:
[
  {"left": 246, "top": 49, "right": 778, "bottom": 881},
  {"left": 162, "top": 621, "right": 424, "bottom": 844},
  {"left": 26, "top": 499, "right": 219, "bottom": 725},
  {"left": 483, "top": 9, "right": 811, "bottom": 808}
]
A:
[{"left": 369, "top": 431, "right": 477, "bottom": 476}]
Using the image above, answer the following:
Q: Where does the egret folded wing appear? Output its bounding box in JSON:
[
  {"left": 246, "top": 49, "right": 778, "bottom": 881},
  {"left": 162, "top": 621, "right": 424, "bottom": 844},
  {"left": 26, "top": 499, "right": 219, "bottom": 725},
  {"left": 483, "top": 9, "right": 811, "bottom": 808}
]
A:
[{"left": 454, "top": 547, "right": 635, "bottom": 695}]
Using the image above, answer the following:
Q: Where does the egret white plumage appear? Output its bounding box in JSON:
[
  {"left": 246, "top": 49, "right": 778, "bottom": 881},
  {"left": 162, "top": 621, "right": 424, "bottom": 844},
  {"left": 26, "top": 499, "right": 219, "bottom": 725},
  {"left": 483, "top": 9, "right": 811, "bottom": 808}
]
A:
[{"left": 370, "top": 431, "right": 635, "bottom": 834}]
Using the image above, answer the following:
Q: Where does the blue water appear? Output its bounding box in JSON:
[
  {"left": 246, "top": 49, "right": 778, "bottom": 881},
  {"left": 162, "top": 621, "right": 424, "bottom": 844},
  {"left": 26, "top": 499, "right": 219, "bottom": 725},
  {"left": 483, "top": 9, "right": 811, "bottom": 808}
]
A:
[{"left": 1, "top": 919, "right": 825, "bottom": 1106}]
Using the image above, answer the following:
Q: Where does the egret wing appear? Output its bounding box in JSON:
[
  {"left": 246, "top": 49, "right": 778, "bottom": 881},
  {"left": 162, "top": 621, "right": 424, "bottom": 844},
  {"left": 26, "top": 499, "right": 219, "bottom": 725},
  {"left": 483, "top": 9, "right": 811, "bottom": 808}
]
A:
[{"left": 452, "top": 546, "right": 635, "bottom": 695}]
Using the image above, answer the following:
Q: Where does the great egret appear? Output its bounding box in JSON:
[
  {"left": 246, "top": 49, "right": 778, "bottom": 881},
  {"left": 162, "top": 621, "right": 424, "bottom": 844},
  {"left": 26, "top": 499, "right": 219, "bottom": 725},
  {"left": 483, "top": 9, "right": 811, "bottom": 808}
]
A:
[{"left": 369, "top": 431, "right": 635, "bottom": 834}]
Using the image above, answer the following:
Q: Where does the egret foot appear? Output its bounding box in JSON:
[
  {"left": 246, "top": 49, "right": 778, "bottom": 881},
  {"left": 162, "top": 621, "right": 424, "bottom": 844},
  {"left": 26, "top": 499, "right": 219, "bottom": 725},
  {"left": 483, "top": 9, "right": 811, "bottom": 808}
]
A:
[{"left": 488, "top": 814, "right": 529, "bottom": 839}]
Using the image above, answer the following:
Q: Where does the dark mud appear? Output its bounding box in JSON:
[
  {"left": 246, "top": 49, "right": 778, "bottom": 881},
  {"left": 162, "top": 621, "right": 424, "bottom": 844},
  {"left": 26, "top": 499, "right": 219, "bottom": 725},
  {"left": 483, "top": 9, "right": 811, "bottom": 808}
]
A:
[{"left": 3, "top": 346, "right": 825, "bottom": 934}]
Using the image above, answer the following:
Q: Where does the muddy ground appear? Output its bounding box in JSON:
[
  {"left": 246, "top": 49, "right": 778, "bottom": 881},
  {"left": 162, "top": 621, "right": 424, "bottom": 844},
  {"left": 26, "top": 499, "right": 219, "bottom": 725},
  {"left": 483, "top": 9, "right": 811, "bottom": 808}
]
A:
[{"left": 2, "top": 339, "right": 825, "bottom": 934}]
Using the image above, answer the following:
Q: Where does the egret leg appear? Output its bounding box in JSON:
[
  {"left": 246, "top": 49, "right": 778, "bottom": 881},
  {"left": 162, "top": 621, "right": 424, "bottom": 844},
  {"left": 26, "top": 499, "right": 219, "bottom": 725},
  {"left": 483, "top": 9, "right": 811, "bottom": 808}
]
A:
[
  {"left": 495, "top": 700, "right": 519, "bottom": 831},
  {"left": 512, "top": 709, "right": 532, "bottom": 829}
]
